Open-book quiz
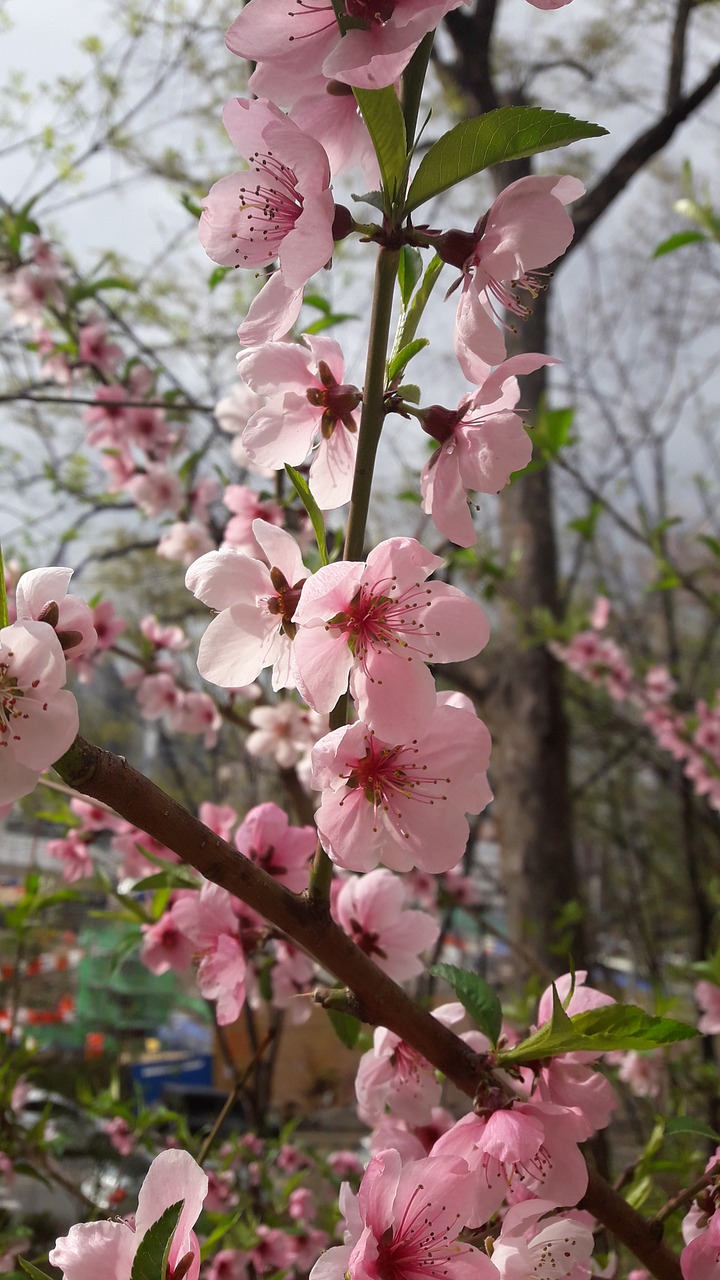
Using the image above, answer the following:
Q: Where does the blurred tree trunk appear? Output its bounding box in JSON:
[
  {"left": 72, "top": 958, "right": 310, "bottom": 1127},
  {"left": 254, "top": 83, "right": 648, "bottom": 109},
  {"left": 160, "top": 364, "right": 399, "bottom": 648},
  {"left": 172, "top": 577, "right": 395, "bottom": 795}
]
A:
[{"left": 440, "top": 1, "right": 720, "bottom": 975}]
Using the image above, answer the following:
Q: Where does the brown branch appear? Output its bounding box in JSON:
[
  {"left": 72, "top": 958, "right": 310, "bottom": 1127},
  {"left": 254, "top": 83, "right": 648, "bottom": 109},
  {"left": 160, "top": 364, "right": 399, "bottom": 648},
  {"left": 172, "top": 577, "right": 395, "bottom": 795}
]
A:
[
  {"left": 52, "top": 734, "right": 683, "bottom": 1280},
  {"left": 654, "top": 1160, "right": 720, "bottom": 1226}
]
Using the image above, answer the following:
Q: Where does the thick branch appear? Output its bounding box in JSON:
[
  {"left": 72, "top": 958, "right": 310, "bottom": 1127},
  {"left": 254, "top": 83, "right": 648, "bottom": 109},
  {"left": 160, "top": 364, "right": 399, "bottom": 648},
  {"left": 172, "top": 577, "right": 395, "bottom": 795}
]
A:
[{"left": 52, "top": 735, "right": 682, "bottom": 1280}]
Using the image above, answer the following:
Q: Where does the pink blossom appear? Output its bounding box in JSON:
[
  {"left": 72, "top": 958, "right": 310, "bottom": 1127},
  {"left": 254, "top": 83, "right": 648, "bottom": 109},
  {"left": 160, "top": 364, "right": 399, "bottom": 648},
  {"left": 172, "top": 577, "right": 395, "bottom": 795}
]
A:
[
  {"left": 157, "top": 521, "right": 215, "bottom": 567},
  {"left": 186, "top": 519, "right": 308, "bottom": 691},
  {"left": 200, "top": 99, "right": 335, "bottom": 346},
  {"left": 590, "top": 596, "right": 610, "bottom": 630},
  {"left": 681, "top": 1209, "right": 720, "bottom": 1280},
  {"left": 46, "top": 833, "right": 94, "bottom": 883},
  {"left": 91, "top": 599, "right": 126, "bottom": 651},
  {"left": 170, "top": 690, "right": 222, "bottom": 748},
  {"left": 491, "top": 1198, "right": 594, "bottom": 1280},
  {"left": 15, "top": 567, "right": 97, "bottom": 661},
  {"left": 49, "top": 1149, "right": 208, "bottom": 1280},
  {"left": 126, "top": 466, "right": 184, "bottom": 518},
  {"left": 199, "top": 802, "right": 238, "bottom": 842},
  {"left": 140, "top": 911, "right": 195, "bottom": 975},
  {"left": 235, "top": 802, "right": 316, "bottom": 892},
  {"left": 293, "top": 537, "right": 489, "bottom": 740},
  {"left": 436, "top": 175, "right": 583, "bottom": 381},
  {"left": 140, "top": 615, "right": 188, "bottom": 652},
  {"left": 246, "top": 701, "right": 325, "bottom": 769},
  {"left": 238, "top": 335, "right": 361, "bottom": 509},
  {"left": 327, "top": 1150, "right": 364, "bottom": 1179},
  {"left": 615, "top": 1049, "right": 664, "bottom": 1099},
  {"left": 172, "top": 881, "right": 247, "bottom": 1025},
  {"left": 311, "top": 695, "right": 492, "bottom": 873},
  {"left": 355, "top": 1005, "right": 465, "bottom": 1126},
  {"left": 105, "top": 1117, "right": 135, "bottom": 1157},
  {"left": 0, "top": 620, "right": 79, "bottom": 805},
  {"left": 227, "top": 0, "right": 464, "bottom": 91},
  {"left": 78, "top": 319, "right": 123, "bottom": 378},
  {"left": 696, "top": 981, "right": 720, "bottom": 1035},
  {"left": 309, "top": 1148, "right": 497, "bottom": 1280},
  {"left": 289, "top": 1187, "right": 316, "bottom": 1222},
  {"left": 333, "top": 869, "right": 439, "bottom": 980},
  {"left": 420, "top": 355, "right": 552, "bottom": 546},
  {"left": 431, "top": 1100, "right": 589, "bottom": 1226},
  {"left": 206, "top": 1250, "right": 249, "bottom": 1280},
  {"left": 249, "top": 1226, "right": 299, "bottom": 1274},
  {"left": 222, "top": 486, "right": 284, "bottom": 556}
]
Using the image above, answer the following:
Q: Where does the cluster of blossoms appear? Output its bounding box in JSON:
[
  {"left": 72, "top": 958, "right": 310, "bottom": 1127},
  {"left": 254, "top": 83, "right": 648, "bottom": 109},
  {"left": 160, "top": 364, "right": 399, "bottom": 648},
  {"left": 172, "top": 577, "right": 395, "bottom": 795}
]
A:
[{"left": 553, "top": 597, "right": 720, "bottom": 811}]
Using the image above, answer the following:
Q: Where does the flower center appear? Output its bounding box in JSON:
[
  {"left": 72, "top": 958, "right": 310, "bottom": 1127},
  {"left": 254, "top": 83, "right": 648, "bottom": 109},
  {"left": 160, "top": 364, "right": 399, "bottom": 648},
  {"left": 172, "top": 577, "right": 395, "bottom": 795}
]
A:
[
  {"left": 344, "top": 0, "right": 395, "bottom": 24},
  {"left": 305, "top": 359, "right": 361, "bottom": 438},
  {"left": 230, "top": 151, "right": 304, "bottom": 265},
  {"left": 266, "top": 566, "right": 307, "bottom": 639},
  {"left": 341, "top": 731, "right": 450, "bottom": 840}
]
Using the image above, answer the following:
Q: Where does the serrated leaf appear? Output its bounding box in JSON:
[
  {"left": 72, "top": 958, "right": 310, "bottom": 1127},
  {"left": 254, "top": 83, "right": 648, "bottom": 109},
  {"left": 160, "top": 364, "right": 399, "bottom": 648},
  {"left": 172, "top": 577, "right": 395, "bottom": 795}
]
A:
[
  {"left": 326, "top": 1007, "right": 362, "bottom": 1049},
  {"left": 387, "top": 338, "right": 429, "bottom": 382},
  {"left": 653, "top": 230, "right": 707, "bottom": 258},
  {"left": 405, "top": 107, "right": 606, "bottom": 214},
  {"left": 351, "top": 190, "right": 388, "bottom": 213},
  {"left": 18, "top": 1260, "right": 52, "bottom": 1280},
  {"left": 665, "top": 1116, "right": 720, "bottom": 1141},
  {"left": 498, "top": 1002, "right": 699, "bottom": 1067},
  {"left": 131, "top": 1201, "right": 183, "bottom": 1280},
  {"left": 430, "top": 962, "right": 502, "bottom": 1047},
  {"left": 285, "top": 465, "right": 328, "bottom": 566},
  {"left": 353, "top": 87, "right": 407, "bottom": 203},
  {"left": 398, "top": 245, "right": 423, "bottom": 307}
]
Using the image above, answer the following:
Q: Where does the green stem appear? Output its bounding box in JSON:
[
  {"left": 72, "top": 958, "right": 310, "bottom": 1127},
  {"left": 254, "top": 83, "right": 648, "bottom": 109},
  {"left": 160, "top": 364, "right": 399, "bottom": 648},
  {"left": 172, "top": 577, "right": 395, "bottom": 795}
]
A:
[
  {"left": 307, "top": 247, "right": 400, "bottom": 905},
  {"left": 343, "top": 245, "right": 400, "bottom": 561},
  {"left": 0, "top": 540, "right": 8, "bottom": 629}
]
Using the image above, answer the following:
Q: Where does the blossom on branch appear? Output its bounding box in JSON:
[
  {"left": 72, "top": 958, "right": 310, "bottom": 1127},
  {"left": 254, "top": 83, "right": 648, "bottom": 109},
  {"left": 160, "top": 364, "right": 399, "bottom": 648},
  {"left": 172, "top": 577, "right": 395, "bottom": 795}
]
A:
[
  {"left": 0, "top": 620, "right": 79, "bottom": 805},
  {"left": 293, "top": 537, "right": 489, "bottom": 741},
  {"left": 311, "top": 693, "right": 492, "bottom": 873}
]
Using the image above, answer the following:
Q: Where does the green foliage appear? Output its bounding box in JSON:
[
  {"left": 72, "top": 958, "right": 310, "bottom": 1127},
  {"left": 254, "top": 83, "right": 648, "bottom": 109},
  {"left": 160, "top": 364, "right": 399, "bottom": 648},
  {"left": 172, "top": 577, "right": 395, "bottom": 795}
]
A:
[
  {"left": 353, "top": 86, "right": 408, "bottom": 206},
  {"left": 404, "top": 107, "right": 606, "bottom": 213},
  {"left": 130, "top": 1201, "right": 184, "bottom": 1280},
  {"left": 497, "top": 985, "right": 699, "bottom": 1067},
  {"left": 18, "top": 1260, "right": 52, "bottom": 1280},
  {"left": 430, "top": 962, "right": 502, "bottom": 1047},
  {"left": 326, "top": 1007, "right": 363, "bottom": 1050},
  {"left": 285, "top": 465, "right": 329, "bottom": 566},
  {"left": 397, "top": 246, "right": 423, "bottom": 308},
  {"left": 387, "top": 338, "right": 429, "bottom": 383}
]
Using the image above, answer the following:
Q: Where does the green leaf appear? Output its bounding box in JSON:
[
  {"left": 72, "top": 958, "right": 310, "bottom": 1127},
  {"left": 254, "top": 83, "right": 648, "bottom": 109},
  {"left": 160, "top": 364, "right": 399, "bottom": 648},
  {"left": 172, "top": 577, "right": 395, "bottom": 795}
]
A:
[
  {"left": 430, "top": 962, "right": 502, "bottom": 1047},
  {"left": 18, "top": 1261, "right": 52, "bottom": 1280},
  {"left": 498, "top": 1001, "right": 699, "bottom": 1067},
  {"left": 350, "top": 190, "right": 386, "bottom": 213},
  {"left": 353, "top": 87, "right": 407, "bottom": 203},
  {"left": 130, "top": 1201, "right": 183, "bottom": 1280},
  {"left": 665, "top": 1116, "right": 720, "bottom": 1142},
  {"left": 181, "top": 193, "right": 204, "bottom": 219},
  {"left": 326, "top": 1007, "right": 362, "bottom": 1050},
  {"left": 405, "top": 107, "right": 606, "bottom": 213},
  {"left": 652, "top": 230, "right": 707, "bottom": 258},
  {"left": 567, "top": 501, "right": 601, "bottom": 541},
  {"left": 398, "top": 245, "right": 423, "bottom": 307},
  {"left": 533, "top": 405, "right": 575, "bottom": 459},
  {"left": 387, "top": 338, "right": 429, "bottom": 382},
  {"left": 285, "top": 465, "right": 328, "bottom": 566},
  {"left": 698, "top": 534, "right": 720, "bottom": 559},
  {"left": 208, "top": 265, "right": 234, "bottom": 290}
]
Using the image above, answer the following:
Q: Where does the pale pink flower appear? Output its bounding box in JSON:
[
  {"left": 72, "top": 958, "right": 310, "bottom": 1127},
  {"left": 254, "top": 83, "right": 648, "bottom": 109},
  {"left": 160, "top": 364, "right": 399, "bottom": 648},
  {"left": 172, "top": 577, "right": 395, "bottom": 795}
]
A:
[
  {"left": 91, "top": 599, "right": 126, "bottom": 650},
  {"left": 246, "top": 701, "right": 325, "bottom": 769},
  {"left": 327, "top": 1150, "right": 364, "bottom": 1179},
  {"left": 270, "top": 940, "right": 315, "bottom": 1022},
  {"left": 170, "top": 690, "right": 223, "bottom": 748},
  {"left": 78, "top": 319, "right": 123, "bottom": 378},
  {"left": 172, "top": 881, "right": 247, "bottom": 1025},
  {"left": 135, "top": 671, "right": 182, "bottom": 720},
  {"left": 311, "top": 696, "right": 492, "bottom": 873},
  {"left": 227, "top": 0, "right": 465, "bottom": 91},
  {"left": 49, "top": 1149, "right": 208, "bottom": 1280},
  {"left": 140, "top": 615, "right": 188, "bottom": 652},
  {"left": 186, "top": 519, "right": 308, "bottom": 691},
  {"left": 157, "top": 520, "right": 214, "bottom": 566},
  {"left": 355, "top": 1004, "right": 465, "bottom": 1126},
  {"left": 215, "top": 379, "right": 266, "bottom": 439},
  {"left": 140, "top": 911, "right": 195, "bottom": 975},
  {"left": 289, "top": 1188, "right": 316, "bottom": 1221},
  {"left": 235, "top": 801, "right": 316, "bottom": 892},
  {"left": 293, "top": 537, "right": 489, "bottom": 740},
  {"left": 696, "top": 981, "right": 720, "bottom": 1035},
  {"left": 681, "top": 1209, "right": 720, "bottom": 1280},
  {"left": 420, "top": 355, "right": 552, "bottom": 546},
  {"left": 0, "top": 620, "right": 79, "bottom": 805},
  {"left": 436, "top": 175, "right": 583, "bottom": 381},
  {"left": 190, "top": 476, "right": 219, "bottom": 524},
  {"left": 238, "top": 335, "right": 361, "bottom": 509},
  {"left": 126, "top": 466, "right": 184, "bottom": 518},
  {"left": 431, "top": 1099, "right": 589, "bottom": 1226},
  {"left": 309, "top": 1148, "right": 497, "bottom": 1280},
  {"left": 333, "top": 869, "right": 439, "bottom": 980},
  {"left": 207, "top": 1250, "right": 249, "bottom": 1280},
  {"left": 590, "top": 595, "right": 610, "bottom": 630},
  {"left": 199, "top": 802, "right": 238, "bottom": 842},
  {"left": 222, "top": 485, "right": 284, "bottom": 557},
  {"left": 105, "top": 1117, "right": 135, "bottom": 1157},
  {"left": 615, "top": 1049, "right": 664, "bottom": 1099},
  {"left": 200, "top": 99, "right": 335, "bottom": 347},
  {"left": 491, "top": 1198, "right": 594, "bottom": 1280},
  {"left": 644, "top": 665, "right": 677, "bottom": 704},
  {"left": 46, "top": 833, "right": 94, "bottom": 883},
  {"left": 15, "top": 566, "right": 97, "bottom": 661}
]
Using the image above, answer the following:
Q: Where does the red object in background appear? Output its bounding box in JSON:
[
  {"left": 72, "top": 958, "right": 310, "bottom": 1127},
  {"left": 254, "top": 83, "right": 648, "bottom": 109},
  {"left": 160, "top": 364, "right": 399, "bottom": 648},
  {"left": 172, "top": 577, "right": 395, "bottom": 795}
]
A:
[{"left": 84, "top": 1031, "right": 105, "bottom": 1059}]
